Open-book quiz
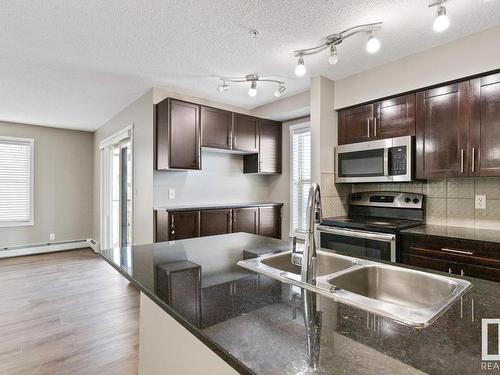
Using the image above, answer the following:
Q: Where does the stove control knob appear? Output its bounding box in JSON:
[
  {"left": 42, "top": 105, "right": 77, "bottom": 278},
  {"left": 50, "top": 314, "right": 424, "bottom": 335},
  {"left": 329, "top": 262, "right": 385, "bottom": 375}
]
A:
[
  {"left": 413, "top": 198, "right": 420, "bottom": 204},
  {"left": 405, "top": 197, "right": 411, "bottom": 203}
]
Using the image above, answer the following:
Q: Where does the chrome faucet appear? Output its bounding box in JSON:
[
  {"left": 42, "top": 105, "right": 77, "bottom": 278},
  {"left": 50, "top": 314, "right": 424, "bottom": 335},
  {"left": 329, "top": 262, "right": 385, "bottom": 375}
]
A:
[{"left": 291, "top": 183, "right": 322, "bottom": 285}]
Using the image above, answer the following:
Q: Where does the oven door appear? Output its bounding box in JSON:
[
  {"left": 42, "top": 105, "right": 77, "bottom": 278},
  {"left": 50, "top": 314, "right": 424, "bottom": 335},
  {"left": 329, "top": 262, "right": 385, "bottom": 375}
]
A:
[{"left": 316, "top": 225, "right": 396, "bottom": 262}]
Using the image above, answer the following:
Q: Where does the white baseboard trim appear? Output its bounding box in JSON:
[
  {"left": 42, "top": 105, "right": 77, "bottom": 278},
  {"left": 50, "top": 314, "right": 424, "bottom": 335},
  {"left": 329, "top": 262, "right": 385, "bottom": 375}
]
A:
[{"left": 0, "top": 239, "right": 99, "bottom": 258}]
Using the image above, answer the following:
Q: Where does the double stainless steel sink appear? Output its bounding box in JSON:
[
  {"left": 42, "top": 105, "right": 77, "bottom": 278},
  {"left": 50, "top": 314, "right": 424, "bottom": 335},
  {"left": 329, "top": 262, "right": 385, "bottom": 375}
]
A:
[{"left": 238, "top": 250, "right": 472, "bottom": 328}]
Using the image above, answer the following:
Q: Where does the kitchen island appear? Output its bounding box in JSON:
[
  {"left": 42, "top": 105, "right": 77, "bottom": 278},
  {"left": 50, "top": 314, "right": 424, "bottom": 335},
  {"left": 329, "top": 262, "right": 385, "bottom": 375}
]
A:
[{"left": 100, "top": 233, "right": 500, "bottom": 375}]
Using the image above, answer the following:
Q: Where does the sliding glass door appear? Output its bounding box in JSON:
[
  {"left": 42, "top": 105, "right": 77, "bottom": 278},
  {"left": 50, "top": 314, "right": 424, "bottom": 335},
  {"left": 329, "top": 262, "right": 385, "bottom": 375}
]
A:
[{"left": 100, "top": 128, "right": 133, "bottom": 250}]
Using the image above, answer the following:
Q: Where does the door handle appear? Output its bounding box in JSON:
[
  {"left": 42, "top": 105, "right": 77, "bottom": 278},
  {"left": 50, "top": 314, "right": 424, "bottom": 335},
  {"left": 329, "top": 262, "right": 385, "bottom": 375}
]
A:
[
  {"left": 367, "top": 119, "right": 370, "bottom": 138},
  {"left": 374, "top": 117, "right": 377, "bottom": 137},
  {"left": 471, "top": 147, "right": 476, "bottom": 173},
  {"left": 460, "top": 149, "right": 464, "bottom": 173}
]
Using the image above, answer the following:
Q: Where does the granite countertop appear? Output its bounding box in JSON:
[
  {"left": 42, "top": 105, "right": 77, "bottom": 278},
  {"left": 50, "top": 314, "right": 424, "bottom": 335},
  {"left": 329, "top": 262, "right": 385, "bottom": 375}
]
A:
[
  {"left": 155, "top": 202, "right": 283, "bottom": 211},
  {"left": 402, "top": 224, "right": 500, "bottom": 244},
  {"left": 99, "top": 233, "right": 500, "bottom": 375}
]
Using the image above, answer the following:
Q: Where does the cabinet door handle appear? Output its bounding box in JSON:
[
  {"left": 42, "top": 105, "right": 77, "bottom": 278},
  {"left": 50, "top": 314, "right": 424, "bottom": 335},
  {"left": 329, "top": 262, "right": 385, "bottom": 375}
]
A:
[
  {"left": 374, "top": 117, "right": 377, "bottom": 137},
  {"left": 471, "top": 147, "right": 476, "bottom": 173},
  {"left": 367, "top": 119, "right": 370, "bottom": 138},
  {"left": 460, "top": 149, "right": 464, "bottom": 173},
  {"left": 441, "top": 247, "right": 474, "bottom": 256}
]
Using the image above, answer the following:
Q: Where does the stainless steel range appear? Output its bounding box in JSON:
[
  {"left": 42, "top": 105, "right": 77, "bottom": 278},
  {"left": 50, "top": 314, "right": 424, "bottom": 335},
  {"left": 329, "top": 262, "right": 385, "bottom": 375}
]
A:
[{"left": 318, "top": 191, "right": 425, "bottom": 262}]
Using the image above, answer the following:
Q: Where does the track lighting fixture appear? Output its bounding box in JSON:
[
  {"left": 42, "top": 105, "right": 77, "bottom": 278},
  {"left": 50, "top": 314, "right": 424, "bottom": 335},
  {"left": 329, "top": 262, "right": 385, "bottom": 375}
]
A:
[
  {"left": 430, "top": 1, "right": 450, "bottom": 32},
  {"left": 293, "top": 22, "right": 382, "bottom": 75},
  {"left": 216, "top": 74, "right": 285, "bottom": 98}
]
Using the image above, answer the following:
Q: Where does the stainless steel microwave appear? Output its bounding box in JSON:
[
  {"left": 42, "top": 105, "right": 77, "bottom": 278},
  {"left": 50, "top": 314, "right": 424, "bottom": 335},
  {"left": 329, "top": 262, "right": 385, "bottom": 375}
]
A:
[{"left": 335, "top": 136, "right": 413, "bottom": 183}]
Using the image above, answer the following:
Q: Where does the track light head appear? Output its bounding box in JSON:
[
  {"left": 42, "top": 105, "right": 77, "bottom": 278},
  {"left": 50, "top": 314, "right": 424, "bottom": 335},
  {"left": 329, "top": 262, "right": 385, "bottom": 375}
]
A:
[
  {"left": 248, "top": 81, "right": 257, "bottom": 97},
  {"left": 274, "top": 83, "right": 286, "bottom": 98},
  {"left": 295, "top": 56, "right": 306, "bottom": 77},
  {"left": 432, "top": 2, "right": 450, "bottom": 32},
  {"left": 366, "top": 30, "right": 381, "bottom": 54},
  {"left": 328, "top": 45, "right": 339, "bottom": 65},
  {"left": 217, "top": 80, "right": 229, "bottom": 93}
]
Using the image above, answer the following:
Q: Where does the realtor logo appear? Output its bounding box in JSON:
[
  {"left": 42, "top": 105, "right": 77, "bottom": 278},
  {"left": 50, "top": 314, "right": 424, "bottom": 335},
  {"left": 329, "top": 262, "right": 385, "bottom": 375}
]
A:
[{"left": 482, "top": 319, "right": 500, "bottom": 361}]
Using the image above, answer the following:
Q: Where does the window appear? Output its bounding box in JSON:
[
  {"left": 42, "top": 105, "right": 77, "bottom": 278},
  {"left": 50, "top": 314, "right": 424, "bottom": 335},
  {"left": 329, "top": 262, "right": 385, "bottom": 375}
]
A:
[
  {"left": 0, "top": 137, "right": 34, "bottom": 227},
  {"left": 290, "top": 124, "right": 311, "bottom": 237}
]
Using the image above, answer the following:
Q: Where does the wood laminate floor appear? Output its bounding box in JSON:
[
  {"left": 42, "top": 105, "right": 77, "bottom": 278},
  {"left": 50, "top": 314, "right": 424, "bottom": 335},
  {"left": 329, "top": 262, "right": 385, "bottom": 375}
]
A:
[{"left": 0, "top": 249, "right": 139, "bottom": 375}]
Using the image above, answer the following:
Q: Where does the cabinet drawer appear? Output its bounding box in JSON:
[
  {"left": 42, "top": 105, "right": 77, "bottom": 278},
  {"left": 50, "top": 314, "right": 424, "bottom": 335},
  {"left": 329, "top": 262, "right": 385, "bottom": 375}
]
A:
[
  {"left": 402, "top": 234, "right": 500, "bottom": 265},
  {"left": 401, "top": 253, "right": 456, "bottom": 274}
]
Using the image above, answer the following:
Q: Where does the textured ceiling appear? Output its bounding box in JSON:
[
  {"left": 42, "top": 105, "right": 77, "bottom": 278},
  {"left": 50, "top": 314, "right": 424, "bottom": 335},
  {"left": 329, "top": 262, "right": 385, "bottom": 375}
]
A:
[{"left": 1, "top": 0, "right": 500, "bottom": 130}]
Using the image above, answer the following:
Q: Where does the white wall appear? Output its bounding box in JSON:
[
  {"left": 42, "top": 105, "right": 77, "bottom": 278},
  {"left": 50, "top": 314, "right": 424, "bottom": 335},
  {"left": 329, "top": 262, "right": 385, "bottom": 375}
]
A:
[
  {"left": 251, "top": 91, "right": 310, "bottom": 122},
  {"left": 0, "top": 121, "right": 94, "bottom": 248},
  {"left": 334, "top": 24, "right": 500, "bottom": 109},
  {"left": 93, "top": 89, "right": 155, "bottom": 245},
  {"left": 154, "top": 152, "right": 273, "bottom": 207}
]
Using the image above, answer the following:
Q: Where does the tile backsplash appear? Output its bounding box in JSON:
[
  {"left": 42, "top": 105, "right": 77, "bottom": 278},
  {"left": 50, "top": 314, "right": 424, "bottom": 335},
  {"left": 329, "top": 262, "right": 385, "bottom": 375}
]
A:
[
  {"left": 352, "top": 178, "right": 500, "bottom": 230},
  {"left": 320, "top": 173, "right": 350, "bottom": 218}
]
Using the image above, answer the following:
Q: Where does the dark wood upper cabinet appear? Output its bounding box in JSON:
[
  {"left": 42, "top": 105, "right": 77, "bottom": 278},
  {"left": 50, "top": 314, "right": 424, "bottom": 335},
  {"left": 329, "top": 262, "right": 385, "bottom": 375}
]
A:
[
  {"left": 168, "top": 210, "right": 200, "bottom": 241},
  {"left": 258, "top": 206, "right": 282, "bottom": 239},
  {"left": 200, "top": 106, "right": 232, "bottom": 150},
  {"left": 157, "top": 98, "right": 201, "bottom": 170},
  {"left": 374, "top": 94, "right": 415, "bottom": 139},
  {"left": 338, "top": 104, "right": 373, "bottom": 145},
  {"left": 232, "top": 113, "right": 259, "bottom": 153},
  {"left": 338, "top": 95, "right": 416, "bottom": 145},
  {"left": 200, "top": 209, "right": 232, "bottom": 237},
  {"left": 415, "top": 82, "right": 470, "bottom": 179},
  {"left": 243, "top": 119, "right": 282, "bottom": 174},
  {"left": 232, "top": 207, "right": 259, "bottom": 235},
  {"left": 258, "top": 120, "right": 282, "bottom": 174},
  {"left": 470, "top": 73, "right": 500, "bottom": 177}
]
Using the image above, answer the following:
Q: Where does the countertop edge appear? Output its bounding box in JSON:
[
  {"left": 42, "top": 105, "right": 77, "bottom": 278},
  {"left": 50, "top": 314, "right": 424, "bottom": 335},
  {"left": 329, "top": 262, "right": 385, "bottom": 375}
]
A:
[
  {"left": 155, "top": 202, "right": 284, "bottom": 211},
  {"left": 400, "top": 224, "right": 500, "bottom": 245},
  {"left": 97, "top": 252, "right": 256, "bottom": 375}
]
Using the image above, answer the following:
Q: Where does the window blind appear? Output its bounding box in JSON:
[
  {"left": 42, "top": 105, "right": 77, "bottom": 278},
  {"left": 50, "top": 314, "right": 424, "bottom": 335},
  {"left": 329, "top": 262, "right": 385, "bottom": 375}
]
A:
[
  {"left": 291, "top": 126, "right": 311, "bottom": 235},
  {"left": 0, "top": 138, "right": 33, "bottom": 225}
]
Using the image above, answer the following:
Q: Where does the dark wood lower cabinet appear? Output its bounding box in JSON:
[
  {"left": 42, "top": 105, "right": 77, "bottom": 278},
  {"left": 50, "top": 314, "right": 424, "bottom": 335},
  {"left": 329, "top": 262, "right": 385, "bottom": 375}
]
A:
[
  {"left": 200, "top": 209, "right": 232, "bottom": 237},
  {"left": 400, "top": 233, "right": 500, "bottom": 282},
  {"left": 259, "top": 206, "right": 281, "bottom": 239},
  {"left": 155, "top": 210, "right": 200, "bottom": 242},
  {"left": 155, "top": 204, "right": 282, "bottom": 242},
  {"left": 233, "top": 207, "right": 259, "bottom": 234}
]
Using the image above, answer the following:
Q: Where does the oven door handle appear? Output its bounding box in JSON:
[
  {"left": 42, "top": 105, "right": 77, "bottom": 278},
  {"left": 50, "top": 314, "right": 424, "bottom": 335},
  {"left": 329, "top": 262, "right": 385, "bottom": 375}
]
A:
[
  {"left": 317, "top": 225, "right": 395, "bottom": 242},
  {"left": 316, "top": 225, "right": 396, "bottom": 262}
]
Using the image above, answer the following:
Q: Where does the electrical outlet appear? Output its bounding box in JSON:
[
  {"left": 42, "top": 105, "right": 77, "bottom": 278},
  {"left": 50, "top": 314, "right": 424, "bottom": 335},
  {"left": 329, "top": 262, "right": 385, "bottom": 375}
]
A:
[
  {"left": 168, "top": 188, "right": 176, "bottom": 200},
  {"left": 475, "top": 195, "right": 486, "bottom": 210},
  {"left": 49, "top": 233, "right": 56, "bottom": 241}
]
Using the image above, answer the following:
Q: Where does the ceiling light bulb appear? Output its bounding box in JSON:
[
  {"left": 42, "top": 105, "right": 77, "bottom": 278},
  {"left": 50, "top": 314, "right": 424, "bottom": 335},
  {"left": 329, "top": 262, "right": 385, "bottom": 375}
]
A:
[
  {"left": 274, "top": 84, "right": 286, "bottom": 98},
  {"left": 433, "top": 5, "right": 450, "bottom": 32},
  {"left": 248, "top": 81, "right": 257, "bottom": 97},
  {"left": 295, "top": 56, "right": 306, "bottom": 77},
  {"left": 328, "top": 45, "right": 339, "bottom": 65},
  {"left": 366, "top": 31, "right": 381, "bottom": 54}
]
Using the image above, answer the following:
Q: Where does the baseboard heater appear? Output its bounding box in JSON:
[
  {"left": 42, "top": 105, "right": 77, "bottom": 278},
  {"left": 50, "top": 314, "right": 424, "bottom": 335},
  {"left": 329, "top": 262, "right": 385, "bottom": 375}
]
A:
[{"left": 0, "top": 239, "right": 99, "bottom": 258}]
